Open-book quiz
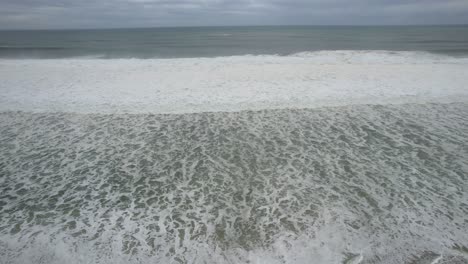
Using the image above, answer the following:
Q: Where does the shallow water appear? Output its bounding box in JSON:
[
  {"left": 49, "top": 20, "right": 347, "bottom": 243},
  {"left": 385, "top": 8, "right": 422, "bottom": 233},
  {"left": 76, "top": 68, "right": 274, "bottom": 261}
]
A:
[{"left": 0, "top": 102, "right": 467, "bottom": 263}]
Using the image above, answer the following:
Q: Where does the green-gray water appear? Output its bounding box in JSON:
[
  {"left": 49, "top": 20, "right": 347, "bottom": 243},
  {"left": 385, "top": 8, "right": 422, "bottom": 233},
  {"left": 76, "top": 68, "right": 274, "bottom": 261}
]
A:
[
  {"left": 1, "top": 103, "right": 467, "bottom": 263},
  {"left": 1, "top": 25, "right": 468, "bottom": 59},
  {"left": 1, "top": 25, "right": 468, "bottom": 264}
]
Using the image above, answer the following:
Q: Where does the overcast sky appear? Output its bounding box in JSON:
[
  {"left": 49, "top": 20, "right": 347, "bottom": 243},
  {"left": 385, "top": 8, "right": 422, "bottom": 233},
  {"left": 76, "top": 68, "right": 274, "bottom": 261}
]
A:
[{"left": 1, "top": 0, "right": 468, "bottom": 30}]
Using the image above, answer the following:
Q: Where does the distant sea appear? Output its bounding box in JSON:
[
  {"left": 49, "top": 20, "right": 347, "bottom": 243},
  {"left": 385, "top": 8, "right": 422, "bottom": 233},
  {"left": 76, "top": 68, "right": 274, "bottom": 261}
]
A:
[{"left": 1, "top": 25, "right": 468, "bottom": 58}]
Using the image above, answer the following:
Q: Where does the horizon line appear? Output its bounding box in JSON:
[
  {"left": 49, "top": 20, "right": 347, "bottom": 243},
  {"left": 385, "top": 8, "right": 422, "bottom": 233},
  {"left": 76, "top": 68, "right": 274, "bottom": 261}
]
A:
[{"left": 1, "top": 23, "right": 468, "bottom": 31}]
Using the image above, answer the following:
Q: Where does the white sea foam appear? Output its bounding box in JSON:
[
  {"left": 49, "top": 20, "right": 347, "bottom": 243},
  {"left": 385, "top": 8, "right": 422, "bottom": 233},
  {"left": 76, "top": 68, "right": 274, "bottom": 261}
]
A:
[
  {"left": 0, "top": 50, "right": 467, "bottom": 114},
  {"left": 1, "top": 103, "right": 467, "bottom": 263},
  {"left": 289, "top": 50, "right": 468, "bottom": 64}
]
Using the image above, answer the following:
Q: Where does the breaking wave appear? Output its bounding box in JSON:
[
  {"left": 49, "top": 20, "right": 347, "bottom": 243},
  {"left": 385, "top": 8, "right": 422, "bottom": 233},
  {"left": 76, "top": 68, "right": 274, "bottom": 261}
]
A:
[
  {"left": 1, "top": 50, "right": 468, "bottom": 115},
  {"left": 1, "top": 49, "right": 468, "bottom": 62}
]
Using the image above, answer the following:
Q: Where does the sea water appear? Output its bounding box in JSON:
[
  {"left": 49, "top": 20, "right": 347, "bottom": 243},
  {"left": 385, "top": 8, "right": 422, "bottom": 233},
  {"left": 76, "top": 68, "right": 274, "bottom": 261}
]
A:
[
  {"left": 1, "top": 26, "right": 468, "bottom": 59},
  {"left": 0, "top": 26, "right": 468, "bottom": 264}
]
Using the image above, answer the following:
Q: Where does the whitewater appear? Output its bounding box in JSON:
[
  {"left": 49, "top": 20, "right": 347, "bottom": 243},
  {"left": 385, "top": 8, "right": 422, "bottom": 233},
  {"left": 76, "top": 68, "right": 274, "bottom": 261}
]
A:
[
  {"left": 1, "top": 51, "right": 468, "bottom": 114},
  {"left": 0, "top": 50, "right": 468, "bottom": 264}
]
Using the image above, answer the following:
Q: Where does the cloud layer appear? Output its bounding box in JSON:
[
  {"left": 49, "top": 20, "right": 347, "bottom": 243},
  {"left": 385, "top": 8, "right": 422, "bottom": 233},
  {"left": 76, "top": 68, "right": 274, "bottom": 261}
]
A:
[{"left": 1, "top": 0, "right": 468, "bottom": 29}]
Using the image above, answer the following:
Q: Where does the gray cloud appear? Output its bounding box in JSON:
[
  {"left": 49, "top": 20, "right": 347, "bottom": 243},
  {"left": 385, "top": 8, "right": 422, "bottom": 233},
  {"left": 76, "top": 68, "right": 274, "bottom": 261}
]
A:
[{"left": 1, "top": 0, "right": 468, "bottom": 29}]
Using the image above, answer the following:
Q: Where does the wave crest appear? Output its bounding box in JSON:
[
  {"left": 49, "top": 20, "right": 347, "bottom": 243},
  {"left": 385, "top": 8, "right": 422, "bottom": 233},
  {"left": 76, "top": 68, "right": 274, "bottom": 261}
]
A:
[{"left": 276, "top": 50, "right": 468, "bottom": 64}]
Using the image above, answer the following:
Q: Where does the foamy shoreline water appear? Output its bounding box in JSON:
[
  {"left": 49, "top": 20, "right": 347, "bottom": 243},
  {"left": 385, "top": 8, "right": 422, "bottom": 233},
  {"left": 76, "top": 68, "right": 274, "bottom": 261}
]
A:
[
  {"left": 1, "top": 51, "right": 468, "bottom": 264},
  {"left": 1, "top": 51, "right": 468, "bottom": 114},
  {"left": 1, "top": 103, "right": 468, "bottom": 264}
]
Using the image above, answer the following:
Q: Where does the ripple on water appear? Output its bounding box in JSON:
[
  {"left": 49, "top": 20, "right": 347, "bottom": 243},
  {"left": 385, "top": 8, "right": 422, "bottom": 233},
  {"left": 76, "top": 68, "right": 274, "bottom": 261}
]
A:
[{"left": 0, "top": 103, "right": 467, "bottom": 264}]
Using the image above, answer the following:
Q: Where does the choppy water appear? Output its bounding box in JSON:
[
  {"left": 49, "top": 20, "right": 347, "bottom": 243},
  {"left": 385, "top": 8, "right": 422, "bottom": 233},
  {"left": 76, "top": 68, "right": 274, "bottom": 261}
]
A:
[
  {"left": 1, "top": 25, "right": 468, "bottom": 59},
  {"left": 1, "top": 102, "right": 467, "bottom": 263}
]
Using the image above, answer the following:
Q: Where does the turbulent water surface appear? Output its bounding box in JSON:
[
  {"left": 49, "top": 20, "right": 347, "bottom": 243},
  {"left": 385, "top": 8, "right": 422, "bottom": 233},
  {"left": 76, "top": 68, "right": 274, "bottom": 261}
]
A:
[
  {"left": 1, "top": 25, "right": 468, "bottom": 264},
  {"left": 1, "top": 103, "right": 467, "bottom": 263}
]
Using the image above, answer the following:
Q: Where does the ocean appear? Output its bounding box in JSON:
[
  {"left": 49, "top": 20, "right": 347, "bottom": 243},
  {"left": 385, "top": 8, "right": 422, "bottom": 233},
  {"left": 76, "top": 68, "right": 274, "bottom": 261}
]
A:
[
  {"left": 1, "top": 26, "right": 468, "bottom": 59},
  {"left": 0, "top": 26, "right": 468, "bottom": 264}
]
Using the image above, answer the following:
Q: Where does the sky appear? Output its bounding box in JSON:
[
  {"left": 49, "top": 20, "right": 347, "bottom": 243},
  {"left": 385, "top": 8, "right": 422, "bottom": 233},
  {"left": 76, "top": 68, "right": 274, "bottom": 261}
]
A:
[{"left": 1, "top": 0, "right": 468, "bottom": 30}]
